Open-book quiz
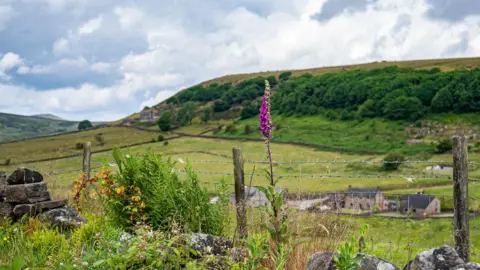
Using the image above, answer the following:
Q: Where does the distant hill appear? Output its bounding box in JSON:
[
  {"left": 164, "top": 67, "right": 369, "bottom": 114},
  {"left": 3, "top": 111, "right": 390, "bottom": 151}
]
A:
[
  {"left": 116, "top": 56, "right": 480, "bottom": 125},
  {"left": 0, "top": 113, "right": 80, "bottom": 143},
  {"left": 31, "top": 113, "right": 66, "bottom": 121}
]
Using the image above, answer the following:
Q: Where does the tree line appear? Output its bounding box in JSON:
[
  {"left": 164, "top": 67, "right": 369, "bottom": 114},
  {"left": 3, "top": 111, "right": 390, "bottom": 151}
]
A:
[{"left": 164, "top": 66, "right": 480, "bottom": 122}]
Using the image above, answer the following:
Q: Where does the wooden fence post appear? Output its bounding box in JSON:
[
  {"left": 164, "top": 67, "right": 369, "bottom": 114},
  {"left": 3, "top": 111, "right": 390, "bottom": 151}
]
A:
[
  {"left": 452, "top": 136, "right": 469, "bottom": 262},
  {"left": 83, "top": 142, "right": 91, "bottom": 181},
  {"left": 232, "top": 147, "right": 248, "bottom": 240}
]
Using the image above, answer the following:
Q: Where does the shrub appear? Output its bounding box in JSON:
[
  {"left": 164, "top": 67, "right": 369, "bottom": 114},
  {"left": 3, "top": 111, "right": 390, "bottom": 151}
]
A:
[
  {"left": 158, "top": 112, "right": 173, "bottom": 131},
  {"left": 4, "top": 158, "right": 11, "bottom": 166},
  {"left": 151, "top": 138, "right": 156, "bottom": 143},
  {"left": 435, "top": 138, "right": 452, "bottom": 153},
  {"left": 382, "top": 152, "right": 406, "bottom": 171},
  {"left": 225, "top": 124, "right": 237, "bottom": 134},
  {"left": 279, "top": 71, "right": 292, "bottom": 81},
  {"left": 75, "top": 142, "right": 84, "bottom": 150},
  {"left": 163, "top": 141, "right": 169, "bottom": 146},
  {"left": 244, "top": 124, "right": 252, "bottom": 135},
  {"left": 157, "top": 135, "right": 164, "bottom": 141},
  {"left": 213, "top": 126, "right": 222, "bottom": 134},
  {"left": 100, "top": 148, "right": 221, "bottom": 234},
  {"left": 94, "top": 133, "right": 105, "bottom": 146}
]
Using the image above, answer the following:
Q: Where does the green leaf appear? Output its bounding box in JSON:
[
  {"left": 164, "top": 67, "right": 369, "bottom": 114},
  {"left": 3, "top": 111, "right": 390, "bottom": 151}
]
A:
[{"left": 92, "top": 260, "right": 106, "bottom": 267}]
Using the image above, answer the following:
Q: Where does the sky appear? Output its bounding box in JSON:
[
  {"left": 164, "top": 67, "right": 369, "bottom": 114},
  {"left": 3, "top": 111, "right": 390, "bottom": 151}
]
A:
[{"left": 1, "top": 0, "right": 480, "bottom": 121}]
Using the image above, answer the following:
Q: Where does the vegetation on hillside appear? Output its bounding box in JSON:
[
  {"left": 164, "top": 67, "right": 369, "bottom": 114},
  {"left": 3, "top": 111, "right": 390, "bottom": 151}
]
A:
[
  {"left": 0, "top": 113, "right": 79, "bottom": 143},
  {"left": 164, "top": 67, "right": 480, "bottom": 123}
]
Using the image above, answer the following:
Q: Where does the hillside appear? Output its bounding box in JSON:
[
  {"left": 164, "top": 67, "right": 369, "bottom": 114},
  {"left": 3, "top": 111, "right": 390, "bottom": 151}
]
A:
[
  {"left": 0, "top": 113, "right": 80, "bottom": 142},
  {"left": 31, "top": 113, "right": 66, "bottom": 121},
  {"left": 118, "top": 57, "right": 480, "bottom": 127}
]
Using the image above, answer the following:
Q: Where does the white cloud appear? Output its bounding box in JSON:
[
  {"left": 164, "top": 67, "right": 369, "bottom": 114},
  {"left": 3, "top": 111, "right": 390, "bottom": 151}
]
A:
[
  {"left": 78, "top": 15, "right": 103, "bottom": 36},
  {"left": 0, "top": 4, "right": 14, "bottom": 31},
  {"left": 4, "top": 0, "right": 480, "bottom": 121},
  {"left": 114, "top": 6, "right": 144, "bottom": 31},
  {"left": 52, "top": 38, "right": 70, "bottom": 56},
  {"left": 139, "top": 90, "right": 176, "bottom": 109},
  {"left": 0, "top": 52, "right": 23, "bottom": 72},
  {"left": 91, "top": 62, "right": 111, "bottom": 73}
]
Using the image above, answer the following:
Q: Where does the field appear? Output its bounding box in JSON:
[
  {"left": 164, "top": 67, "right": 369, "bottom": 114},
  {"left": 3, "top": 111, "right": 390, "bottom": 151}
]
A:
[
  {"left": 1, "top": 123, "right": 480, "bottom": 267},
  {"left": 0, "top": 127, "right": 171, "bottom": 164}
]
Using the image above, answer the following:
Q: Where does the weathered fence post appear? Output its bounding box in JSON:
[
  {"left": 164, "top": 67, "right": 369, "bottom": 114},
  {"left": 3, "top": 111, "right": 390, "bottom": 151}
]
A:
[
  {"left": 452, "top": 136, "right": 469, "bottom": 262},
  {"left": 232, "top": 147, "right": 247, "bottom": 240},
  {"left": 83, "top": 142, "right": 91, "bottom": 181}
]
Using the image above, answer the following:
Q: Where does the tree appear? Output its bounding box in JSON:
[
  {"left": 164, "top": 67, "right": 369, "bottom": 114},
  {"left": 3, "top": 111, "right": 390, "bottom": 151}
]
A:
[
  {"left": 240, "top": 103, "right": 259, "bottom": 119},
  {"left": 213, "top": 100, "right": 230, "bottom": 112},
  {"left": 201, "top": 108, "right": 211, "bottom": 124},
  {"left": 383, "top": 152, "right": 406, "bottom": 171},
  {"left": 279, "top": 71, "right": 292, "bottom": 81},
  {"left": 357, "top": 99, "right": 377, "bottom": 118},
  {"left": 177, "top": 102, "right": 196, "bottom": 125},
  {"left": 157, "top": 112, "right": 173, "bottom": 131},
  {"left": 383, "top": 96, "right": 424, "bottom": 120},
  {"left": 431, "top": 87, "right": 453, "bottom": 113},
  {"left": 78, "top": 120, "right": 93, "bottom": 131}
]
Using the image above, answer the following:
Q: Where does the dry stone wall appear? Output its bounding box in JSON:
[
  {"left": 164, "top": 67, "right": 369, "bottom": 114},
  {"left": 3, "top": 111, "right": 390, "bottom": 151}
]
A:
[{"left": 0, "top": 168, "right": 84, "bottom": 228}]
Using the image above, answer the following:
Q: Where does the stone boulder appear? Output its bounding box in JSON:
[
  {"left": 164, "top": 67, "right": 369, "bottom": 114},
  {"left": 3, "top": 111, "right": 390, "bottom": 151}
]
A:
[
  {"left": 6, "top": 182, "right": 50, "bottom": 203},
  {"left": 404, "top": 246, "right": 477, "bottom": 270},
  {"left": 306, "top": 252, "right": 337, "bottom": 270},
  {"left": 13, "top": 199, "right": 67, "bottom": 218},
  {"left": 7, "top": 168, "right": 44, "bottom": 185},
  {"left": 0, "top": 172, "right": 7, "bottom": 198},
  {"left": 189, "top": 233, "right": 233, "bottom": 256},
  {"left": 306, "top": 252, "right": 398, "bottom": 270},
  {"left": 39, "top": 206, "right": 86, "bottom": 229}
]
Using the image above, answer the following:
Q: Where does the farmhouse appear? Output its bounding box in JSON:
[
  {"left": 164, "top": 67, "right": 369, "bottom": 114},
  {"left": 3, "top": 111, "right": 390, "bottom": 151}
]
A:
[
  {"left": 344, "top": 186, "right": 385, "bottom": 210},
  {"left": 400, "top": 193, "right": 441, "bottom": 216},
  {"left": 140, "top": 110, "right": 159, "bottom": 121}
]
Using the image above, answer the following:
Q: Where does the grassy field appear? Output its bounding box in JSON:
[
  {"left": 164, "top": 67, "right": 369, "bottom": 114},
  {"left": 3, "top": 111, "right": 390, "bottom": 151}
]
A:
[
  {"left": 1, "top": 124, "right": 480, "bottom": 267},
  {"left": 208, "top": 114, "right": 480, "bottom": 156},
  {"left": 2, "top": 135, "right": 478, "bottom": 208},
  {"left": 0, "top": 127, "right": 171, "bottom": 164}
]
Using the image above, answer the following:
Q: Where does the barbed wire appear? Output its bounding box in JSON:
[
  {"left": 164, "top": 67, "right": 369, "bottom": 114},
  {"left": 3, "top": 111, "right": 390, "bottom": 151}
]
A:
[
  {"left": 173, "top": 168, "right": 455, "bottom": 180},
  {"left": 182, "top": 159, "right": 480, "bottom": 166}
]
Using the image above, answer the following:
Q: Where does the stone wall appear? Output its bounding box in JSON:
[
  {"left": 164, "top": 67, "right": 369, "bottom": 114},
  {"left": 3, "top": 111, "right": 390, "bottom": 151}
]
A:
[{"left": 0, "top": 168, "right": 84, "bottom": 228}]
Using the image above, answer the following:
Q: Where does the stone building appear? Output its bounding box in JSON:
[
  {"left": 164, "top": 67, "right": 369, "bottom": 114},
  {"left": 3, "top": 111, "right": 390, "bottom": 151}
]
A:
[
  {"left": 400, "top": 193, "right": 441, "bottom": 216},
  {"left": 344, "top": 186, "right": 385, "bottom": 210}
]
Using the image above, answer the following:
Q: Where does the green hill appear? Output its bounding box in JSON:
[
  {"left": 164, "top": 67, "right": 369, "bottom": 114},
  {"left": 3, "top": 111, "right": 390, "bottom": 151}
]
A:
[
  {"left": 0, "top": 113, "right": 80, "bottom": 143},
  {"left": 118, "top": 57, "right": 480, "bottom": 155}
]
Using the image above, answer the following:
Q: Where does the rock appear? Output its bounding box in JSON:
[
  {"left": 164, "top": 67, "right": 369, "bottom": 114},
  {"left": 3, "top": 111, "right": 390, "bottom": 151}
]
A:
[
  {"left": 7, "top": 168, "right": 44, "bottom": 185},
  {"left": 405, "top": 246, "right": 468, "bottom": 270},
  {"left": 189, "top": 233, "right": 233, "bottom": 256},
  {"left": 359, "top": 254, "right": 399, "bottom": 270},
  {"left": 467, "top": 262, "right": 480, "bottom": 270},
  {"left": 229, "top": 247, "right": 247, "bottom": 263},
  {"left": 0, "top": 202, "right": 14, "bottom": 219},
  {"left": 306, "top": 252, "right": 337, "bottom": 270},
  {"left": 13, "top": 199, "right": 67, "bottom": 218},
  {"left": 0, "top": 172, "right": 6, "bottom": 197},
  {"left": 6, "top": 182, "right": 50, "bottom": 203},
  {"left": 306, "top": 252, "right": 398, "bottom": 270},
  {"left": 39, "top": 206, "right": 86, "bottom": 229}
]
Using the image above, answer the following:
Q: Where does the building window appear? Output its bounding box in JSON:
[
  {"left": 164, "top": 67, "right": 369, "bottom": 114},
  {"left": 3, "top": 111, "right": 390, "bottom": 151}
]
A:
[
  {"left": 413, "top": 209, "right": 416, "bottom": 213},
  {"left": 350, "top": 203, "right": 353, "bottom": 207}
]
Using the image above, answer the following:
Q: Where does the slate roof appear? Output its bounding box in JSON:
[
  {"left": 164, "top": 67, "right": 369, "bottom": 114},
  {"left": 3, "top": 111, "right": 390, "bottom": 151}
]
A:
[
  {"left": 400, "top": 194, "right": 437, "bottom": 209},
  {"left": 345, "top": 187, "right": 379, "bottom": 197}
]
